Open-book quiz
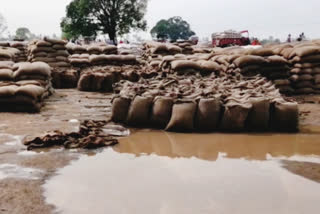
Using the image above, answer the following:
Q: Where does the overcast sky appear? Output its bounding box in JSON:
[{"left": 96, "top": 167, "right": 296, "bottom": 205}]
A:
[{"left": 1, "top": 0, "right": 320, "bottom": 41}]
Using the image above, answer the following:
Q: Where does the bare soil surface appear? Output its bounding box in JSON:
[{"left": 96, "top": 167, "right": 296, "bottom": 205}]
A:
[{"left": 0, "top": 90, "right": 319, "bottom": 214}]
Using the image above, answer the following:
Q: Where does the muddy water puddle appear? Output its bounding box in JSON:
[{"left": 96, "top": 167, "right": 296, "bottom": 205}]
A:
[{"left": 44, "top": 130, "right": 320, "bottom": 214}]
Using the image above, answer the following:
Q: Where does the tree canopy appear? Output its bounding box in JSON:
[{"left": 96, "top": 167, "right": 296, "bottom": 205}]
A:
[
  {"left": 61, "top": 0, "right": 148, "bottom": 42},
  {"left": 151, "top": 16, "right": 195, "bottom": 41},
  {"left": 0, "top": 13, "right": 8, "bottom": 39},
  {"left": 15, "top": 27, "right": 32, "bottom": 40}
]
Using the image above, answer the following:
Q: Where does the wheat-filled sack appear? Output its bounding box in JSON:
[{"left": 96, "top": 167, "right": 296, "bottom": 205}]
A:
[
  {"left": 48, "top": 62, "right": 70, "bottom": 68},
  {"left": 44, "top": 37, "right": 67, "bottom": 45},
  {"left": 127, "top": 96, "right": 153, "bottom": 126},
  {"left": 293, "top": 81, "right": 314, "bottom": 89},
  {"left": 274, "top": 79, "right": 291, "bottom": 87},
  {"left": 60, "top": 70, "right": 79, "bottom": 88},
  {"left": 31, "top": 57, "right": 57, "bottom": 63},
  {"left": 52, "top": 44, "right": 66, "bottom": 50},
  {"left": 35, "top": 40, "right": 52, "bottom": 47},
  {"left": 0, "top": 69, "right": 13, "bottom": 80},
  {"left": 14, "top": 62, "right": 51, "bottom": 79},
  {"left": 0, "top": 61, "right": 14, "bottom": 69},
  {"left": 112, "top": 97, "right": 131, "bottom": 123},
  {"left": 278, "top": 86, "right": 295, "bottom": 94},
  {"left": 101, "top": 45, "right": 117, "bottom": 54},
  {"left": 266, "top": 55, "right": 288, "bottom": 65},
  {"left": 198, "top": 60, "right": 221, "bottom": 73},
  {"left": 150, "top": 97, "right": 174, "bottom": 128},
  {"left": 248, "top": 48, "right": 275, "bottom": 56},
  {"left": 101, "top": 73, "right": 115, "bottom": 92},
  {"left": 271, "top": 100, "right": 299, "bottom": 132},
  {"left": 171, "top": 60, "right": 201, "bottom": 71},
  {"left": 91, "top": 73, "right": 105, "bottom": 91},
  {"left": 77, "top": 73, "right": 93, "bottom": 91},
  {"left": 0, "top": 85, "right": 18, "bottom": 97},
  {"left": 289, "top": 46, "right": 320, "bottom": 59},
  {"left": 165, "top": 100, "right": 197, "bottom": 132},
  {"left": 195, "top": 98, "right": 221, "bottom": 131},
  {"left": 233, "top": 55, "right": 267, "bottom": 68},
  {"left": 246, "top": 98, "right": 270, "bottom": 131},
  {"left": 15, "top": 85, "right": 45, "bottom": 100},
  {"left": 221, "top": 101, "right": 252, "bottom": 132}
]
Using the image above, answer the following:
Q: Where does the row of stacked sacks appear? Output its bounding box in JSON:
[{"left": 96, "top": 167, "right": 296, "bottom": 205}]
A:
[
  {"left": 0, "top": 61, "right": 53, "bottom": 112},
  {"left": 66, "top": 43, "right": 118, "bottom": 55},
  {"left": 111, "top": 73, "right": 299, "bottom": 133},
  {"left": 277, "top": 41, "right": 320, "bottom": 94},
  {"left": 10, "top": 42, "right": 28, "bottom": 62},
  {"left": 27, "top": 37, "right": 70, "bottom": 68},
  {"left": 0, "top": 47, "right": 20, "bottom": 62},
  {"left": 69, "top": 54, "right": 138, "bottom": 67},
  {"left": 77, "top": 65, "right": 157, "bottom": 92}
]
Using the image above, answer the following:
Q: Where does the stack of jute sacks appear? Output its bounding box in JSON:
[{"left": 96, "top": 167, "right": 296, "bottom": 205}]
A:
[
  {"left": 77, "top": 65, "right": 156, "bottom": 92},
  {"left": 0, "top": 61, "right": 53, "bottom": 112},
  {"left": 51, "top": 67, "right": 79, "bottom": 89},
  {"left": 11, "top": 42, "right": 28, "bottom": 62},
  {"left": 172, "top": 41, "right": 195, "bottom": 54},
  {"left": 27, "top": 37, "right": 70, "bottom": 68},
  {"left": 283, "top": 42, "right": 320, "bottom": 94},
  {"left": 111, "top": 73, "right": 299, "bottom": 133}
]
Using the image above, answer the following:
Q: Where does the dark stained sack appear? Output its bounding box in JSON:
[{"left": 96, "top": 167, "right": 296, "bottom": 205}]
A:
[
  {"left": 127, "top": 96, "right": 153, "bottom": 126},
  {"left": 77, "top": 73, "right": 93, "bottom": 91},
  {"left": 112, "top": 97, "right": 131, "bottom": 123},
  {"left": 221, "top": 101, "right": 252, "bottom": 132},
  {"left": 165, "top": 101, "right": 197, "bottom": 132},
  {"left": 195, "top": 98, "right": 221, "bottom": 131},
  {"left": 271, "top": 100, "right": 299, "bottom": 132},
  {"left": 91, "top": 73, "right": 105, "bottom": 91},
  {"left": 150, "top": 97, "right": 174, "bottom": 128},
  {"left": 246, "top": 98, "right": 270, "bottom": 131}
]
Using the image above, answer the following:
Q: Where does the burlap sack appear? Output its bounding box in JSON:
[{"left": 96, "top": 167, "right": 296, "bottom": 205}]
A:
[
  {"left": 112, "top": 97, "right": 131, "bottom": 123},
  {"left": 127, "top": 96, "right": 153, "bottom": 126},
  {"left": 271, "top": 100, "right": 299, "bottom": 132},
  {"left": 165, "top": 101, "right": 197, "bottom": 132},
  {"left": 247, "top": 98, "right": 270, "bottom": 131},
  {"left": 150, "top": 97, "right": 174, "bottom": 128},
  {"left": 221, "top": 101, "right": 252, "bottom": 131},
  {"left": 195, "top": 98, "right": 221, "bottom": 131},
  {"left": 0, "top": 68, "right": 13, "bottom": 80}
]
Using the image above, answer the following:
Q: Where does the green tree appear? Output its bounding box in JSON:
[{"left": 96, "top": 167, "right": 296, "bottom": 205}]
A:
[
  {"left": 61, "top": 0, "right": 148, "bottom": 43},
  {"left": 151, "top": 16, "right": 195, "bottom": 41},
  {"left": 0, "top": 13, "right": 8, "bottom": 39},
  {"left": 15, "top": 27, "right": 32, "bottom": 40}
]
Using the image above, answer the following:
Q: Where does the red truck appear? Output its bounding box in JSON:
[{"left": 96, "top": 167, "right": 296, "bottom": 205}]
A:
[{"left": 212, "top": 30, "right": 250, "bottom": 47}]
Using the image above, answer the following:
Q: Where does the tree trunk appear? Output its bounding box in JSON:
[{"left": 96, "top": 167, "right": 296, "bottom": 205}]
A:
[{"left": 108, "top": 30, "right": 117, "bottom": 45}]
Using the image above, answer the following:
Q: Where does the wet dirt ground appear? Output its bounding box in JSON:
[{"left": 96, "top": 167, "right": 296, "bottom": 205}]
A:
[{"left": 1, "top": 90, "right": 320, "bottom": 214}]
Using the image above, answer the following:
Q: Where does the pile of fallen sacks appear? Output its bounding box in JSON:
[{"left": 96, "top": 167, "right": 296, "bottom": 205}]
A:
[
  {"left": 0, "top": 61, "right": 53, "bottom": 112},
  {"left": 23, "top": 120, "right": 128, "bottom": 150},
  {"left": 27, "top": 37, "right": 70, "bottom": 68},
  {"left": 111, "top": 73, "right": 299, "bottom": 133}
]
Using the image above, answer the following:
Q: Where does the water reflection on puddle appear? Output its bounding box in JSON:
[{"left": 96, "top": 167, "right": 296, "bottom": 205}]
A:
[{"left": 44, "top": 130, "right": 320, "bottom": 214}]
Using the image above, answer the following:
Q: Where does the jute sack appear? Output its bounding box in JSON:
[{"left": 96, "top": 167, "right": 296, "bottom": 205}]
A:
[
  {"left": 271, "top": 100, "right": 299, "bottom": 132},
  {"left": 233, "top": 55, "right": 266, "bottom": 68},
  {"left": 150, "top": 96, "right": 174, "bottom": 128},
  {"left": 0, "top": 85, "right": 18, "bottom": 97},
  {"left": 112, "top": 97, "right": 131, "bottom": 123},
  {"left": 15, "top": 85, "right": 45, "bottom": 100},
  {"left": 195, "top": 98, "right": 221, "bottom": 131},
  {"left": 246, "top": 98, "right": 270, "bottom": 131},
  {"left": 127, "top": 96, "right": 153, "bottom": 126},
  {"left": 0, "top": 61, "right": 14, "bottom": 69},
  {"left": 165, "top": 100, "right": 197, "bottom": 132},
  {"left": 171, "top": 60, "right": 201, "bottom": 71},
  {"left": 44, "top": 37, "right": 67, "bottom": 45},
  {"left": 14, "top": 62, "right": 51, "bottom": 79},
  {"left": 0, "top": 69, "right": 13, "bottom": 80},
  {"left": 221, "top": 100, "right": 252, "bottom": 132},
  {"left": 77, "top": 73, "right": 93, "bottom": 91}
]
